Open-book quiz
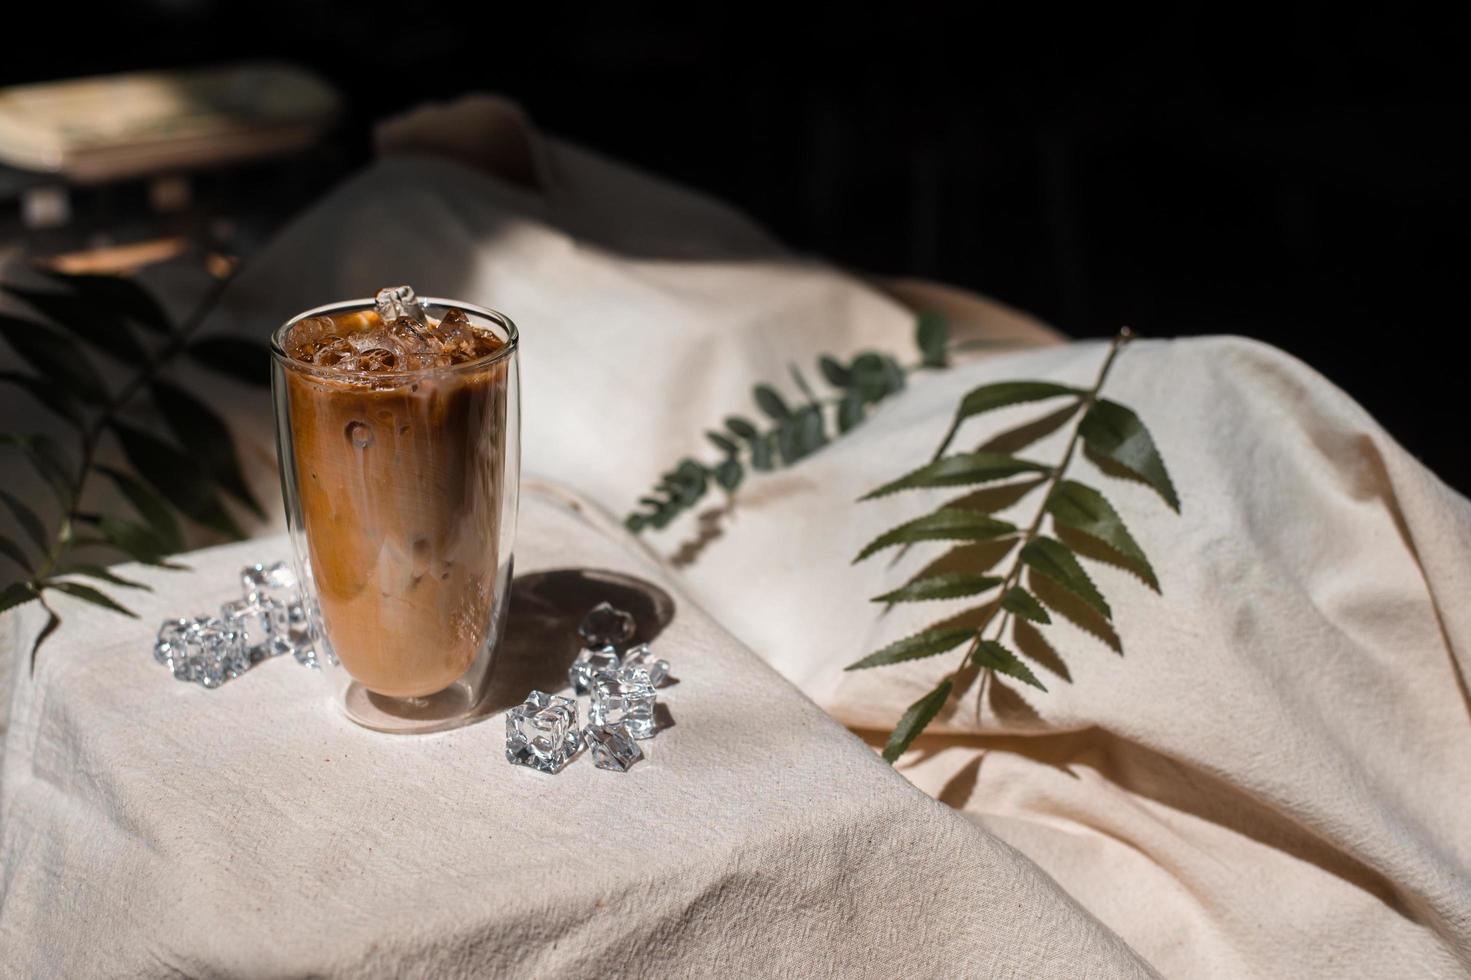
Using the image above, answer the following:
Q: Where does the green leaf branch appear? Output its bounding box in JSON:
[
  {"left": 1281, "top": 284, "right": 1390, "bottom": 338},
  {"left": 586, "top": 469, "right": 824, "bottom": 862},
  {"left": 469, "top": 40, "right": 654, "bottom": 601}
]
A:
[
  {"left": 0, "top": 264, "right": 269, "bottom": 668},
  {"left": 847, "top": 327, "right": 1180, "bottom": 762},
  {"left": 626, "top": 313, "right": 973, "bottom": 533}
]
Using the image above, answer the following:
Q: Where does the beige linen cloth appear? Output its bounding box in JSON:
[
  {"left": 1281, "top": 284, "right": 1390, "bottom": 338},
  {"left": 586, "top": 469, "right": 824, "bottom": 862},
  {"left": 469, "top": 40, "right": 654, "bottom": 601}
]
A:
[{"left": 2, "top": 97, "right": 1469, "bottom": 976}]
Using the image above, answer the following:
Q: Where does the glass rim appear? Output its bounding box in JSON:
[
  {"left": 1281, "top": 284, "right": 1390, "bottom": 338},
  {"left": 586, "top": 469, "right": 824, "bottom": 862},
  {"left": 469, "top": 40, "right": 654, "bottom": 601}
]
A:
[{"left": 270, "top": 296, "right": 519, "bottom": 380}]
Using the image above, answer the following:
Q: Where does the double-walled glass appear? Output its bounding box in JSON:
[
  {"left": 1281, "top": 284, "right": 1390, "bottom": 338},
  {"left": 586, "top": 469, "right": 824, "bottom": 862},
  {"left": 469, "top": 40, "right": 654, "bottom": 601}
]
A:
[{"left": 270, "top": 298, "right": 520, "bottom": 733}]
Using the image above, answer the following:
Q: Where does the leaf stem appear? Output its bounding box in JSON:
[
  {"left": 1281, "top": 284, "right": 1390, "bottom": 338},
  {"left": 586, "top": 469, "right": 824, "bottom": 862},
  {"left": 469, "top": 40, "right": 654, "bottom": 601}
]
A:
[
  {"left": 952, "top": 329, "right": 1134, "bottom": 689},
  {"left": 31, "top": 269, "right": 233, "bottom": 582}
]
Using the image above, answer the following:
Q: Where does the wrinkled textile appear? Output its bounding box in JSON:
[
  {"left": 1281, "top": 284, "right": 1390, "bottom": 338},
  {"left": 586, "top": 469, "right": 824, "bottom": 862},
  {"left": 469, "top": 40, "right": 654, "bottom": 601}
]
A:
[
  {"left": 669, "top": 336, "right": 1471, "bottom": 978},
  {"left": 0, "top": 489, "right": 1147, "bottom": 979},
  {"left": 2, "top": 101, "right": 1469, "bottom": 977}
]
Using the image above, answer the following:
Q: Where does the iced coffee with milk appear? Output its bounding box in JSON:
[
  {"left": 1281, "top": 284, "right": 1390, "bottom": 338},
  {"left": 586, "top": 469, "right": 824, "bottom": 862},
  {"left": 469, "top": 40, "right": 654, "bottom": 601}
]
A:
[{"left": 271, "top": 286, "right": 520, "bottom": 733}]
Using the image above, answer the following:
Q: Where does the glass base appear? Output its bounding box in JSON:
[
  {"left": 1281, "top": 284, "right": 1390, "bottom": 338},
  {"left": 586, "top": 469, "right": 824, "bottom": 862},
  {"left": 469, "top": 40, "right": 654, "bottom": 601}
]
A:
[{"left": 342, "top": 680, "right": 481, "bottom": 734}]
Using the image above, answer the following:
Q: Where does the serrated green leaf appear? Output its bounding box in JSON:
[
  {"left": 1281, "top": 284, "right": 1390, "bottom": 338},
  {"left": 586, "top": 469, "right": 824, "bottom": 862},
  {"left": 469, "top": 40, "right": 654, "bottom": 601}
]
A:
[
  {"left": 109, "top": 422, "right": 243, "bottom": 538},
  {"left": 706, "top": 430, "right": 738, "bottom": 455},
  {"left": 0, "top": 314, "right": 108, "bottom": 403},
  {"left": 149, "top": 380, "right": 264, "bottom": 518},
  {"left": 882, "top": 679, "right": 953, "bottom": 763},
  {"left": 725, "top": 416, "right": 759, "bottom": 440},
  {"left": 624, "top": 513, "right": 647, "bottom": 533},
  {"left": 754, "top": 384, "right": 791, "bottom": 420},
  {"left": 0, "top": 488, "right": 48, "bottom": 550},
  {"left": 854, "top": 509, "right": 1017, "bottom": 563},
  {"left": 714, "top": 458, "right": 743, "bottom": 491},
  {"left": 971, "top": 639, "right": 1047, "bottom": 691},
  {"left": 30, "top": 608, "right": 61, "bottom": 672},
  {"left": 871, "top": 572, "right": 1002, "bottom": 604},
  {"left": 936, "top": 381, "right": 1082, "bottom": 456},
  {"left": 1078, "top": 399, "right": 1179, "bottom": 512},
  {"left": 1, "top": 581, "right": 35, "bottom": 614},
  {"left": 51, "top": 564, "right": 151, "bottom": 591},
  {"left": 81, "top": 514, "right": 183, "bottom": 567},
  {"left": 1000, "top": 586, "right": 1051, "bottom": 624},
  {"left": 861, "top": 452, "right": 1049, "bottom": 500},
  {"left": 837, "top": 394, "right": 864, "bottom": 433},
  {"left": 1020, "top": 537, "right": 1111, "bottom": 620},
  {"left": 0, "top": 533, "right": 30, "bottom": 572},
  {"left": 186, "top": 337, "right": 271, "bottom": 388},
  {"left": 846, "top": 627, "right": 975, "bottom": 671},
  {"left": 41, "top": 270, "right": 172, "bottom": 333},
  {"left": 0, "top": 370, "right": 84, "bottom": 426},
  {"left": 1046, "top": 480, "right": 1158, "bottom": 590},
  {"left": 916, "top": 311, "right": 949, "bottom": 368},
  {"left": 99, "top": 465, "right": 185, "bottom": 553},
  {"left": 3, "top": 285, "right": 148, "bottom": 364},
  {"left": 1, "top": 433, "right": 74, "bottom": 504},
  {"left": 819, "top": 355, "right": 851, "bottom": 388},
  {"left": 48, "top": 581, "right": 138, "bottom": 618}
]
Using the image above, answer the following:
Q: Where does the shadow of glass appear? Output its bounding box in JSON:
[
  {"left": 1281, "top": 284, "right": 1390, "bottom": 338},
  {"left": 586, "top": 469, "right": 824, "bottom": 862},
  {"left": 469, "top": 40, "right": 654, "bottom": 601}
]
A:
[{"left": 474, "top": 567, "right": 676, "bottom": 717}]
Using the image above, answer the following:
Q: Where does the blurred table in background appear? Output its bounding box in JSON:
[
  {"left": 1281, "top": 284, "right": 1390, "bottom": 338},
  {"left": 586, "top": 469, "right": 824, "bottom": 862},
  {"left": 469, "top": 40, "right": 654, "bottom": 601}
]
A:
[{"left": 0, "top": 64, "right": 352, "bottom": 277}]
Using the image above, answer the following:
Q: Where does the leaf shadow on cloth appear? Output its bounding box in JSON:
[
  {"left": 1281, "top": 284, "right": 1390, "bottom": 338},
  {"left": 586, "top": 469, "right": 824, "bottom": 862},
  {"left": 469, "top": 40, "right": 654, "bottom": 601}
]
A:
[
  {"left": 474, "top": 567, "right": 676, "bottom": 716},
  {"left": 872, "top": 725, "right": 1416, "bottom": 926}
]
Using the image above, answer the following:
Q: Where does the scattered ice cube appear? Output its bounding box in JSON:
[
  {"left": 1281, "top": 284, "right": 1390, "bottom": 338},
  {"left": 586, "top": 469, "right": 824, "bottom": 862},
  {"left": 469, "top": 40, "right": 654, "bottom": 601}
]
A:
[
  {"left": 591, "top": 669, "right": 657, "bottom": 740},
  {"left": 220, "top": 595, "right": 290, "bottom": 640},
  {"left": 579, "top": 602, "right": 637, "bottom": 650},
  {"left": 242, "top": 561, "right": 296, "bottom": 600},
  {"left": 251, "top": 634, "right": 295, "bottom": 664},
  {"left": 568, "top": 645, "right": 620, "bottom": 695},
  {"left": 506, "top": 691, "right": 583, "bottom": 774},
  {"left": 584, "top": 723, "right": 644, "bottom": 772},
  {"left": 155, "top": 618, "right": 191, "bottom": 666},
  {"left": 177, "top": 616, "right": 248, "bottom": 688},
  {"left": 620, "top": 643, "right": 670, "bottom": 687}
]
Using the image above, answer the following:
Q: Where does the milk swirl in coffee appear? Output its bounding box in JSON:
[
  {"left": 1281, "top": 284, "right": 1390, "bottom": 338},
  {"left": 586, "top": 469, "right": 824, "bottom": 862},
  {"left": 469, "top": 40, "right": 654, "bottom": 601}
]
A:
[{"left": 278, "top": 291, "right": 510, "bottom": 699}]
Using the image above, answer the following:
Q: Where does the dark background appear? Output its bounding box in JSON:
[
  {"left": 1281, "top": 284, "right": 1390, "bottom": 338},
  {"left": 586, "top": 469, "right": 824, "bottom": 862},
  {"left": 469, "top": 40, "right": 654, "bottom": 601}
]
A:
[{"left": 3, "top": 2, "right": 1467, "bottom": 490}]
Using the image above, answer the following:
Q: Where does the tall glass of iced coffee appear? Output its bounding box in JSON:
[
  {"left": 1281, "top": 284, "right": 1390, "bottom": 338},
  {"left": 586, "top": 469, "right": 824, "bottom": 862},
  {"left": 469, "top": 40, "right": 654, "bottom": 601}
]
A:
[{"left": 270, "top": 286, "right": 519, "bottom": 733}]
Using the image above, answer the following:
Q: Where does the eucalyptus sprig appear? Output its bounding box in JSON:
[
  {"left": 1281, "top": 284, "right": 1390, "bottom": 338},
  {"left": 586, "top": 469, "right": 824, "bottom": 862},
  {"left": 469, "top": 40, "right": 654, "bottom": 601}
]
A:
[
  {"left": 0, "top": 264, "right": 269, "bottom": 668},
  {"left": 626, "top": 312, "right": 955, "bottom": 532},
  {"left": 848, "top": 328, "right": 1179, "bottom": 761}
]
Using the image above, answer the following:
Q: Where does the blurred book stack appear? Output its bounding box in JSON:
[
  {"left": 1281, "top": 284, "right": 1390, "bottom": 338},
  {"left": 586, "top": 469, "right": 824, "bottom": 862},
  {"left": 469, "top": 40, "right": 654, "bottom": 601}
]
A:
[{"left": 0, "top": 63, "right": 342, "bottom": 273}]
